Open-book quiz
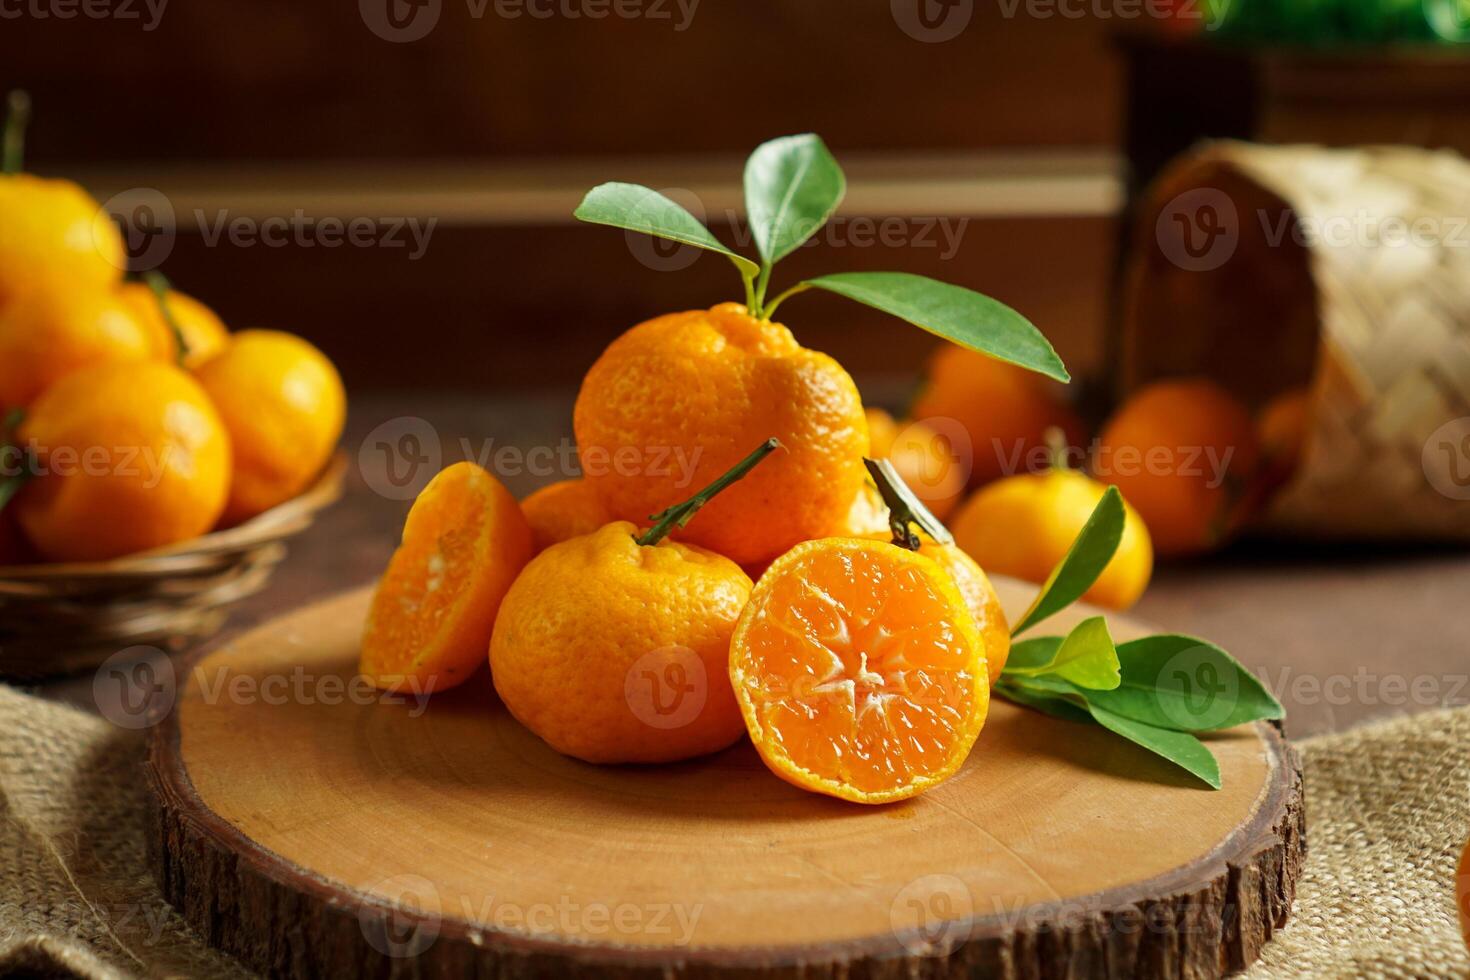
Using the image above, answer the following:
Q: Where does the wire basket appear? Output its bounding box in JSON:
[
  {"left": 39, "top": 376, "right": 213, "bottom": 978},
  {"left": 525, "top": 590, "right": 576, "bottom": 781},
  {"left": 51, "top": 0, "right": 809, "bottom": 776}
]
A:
[{"left": 0, "top": 454, "right": 346, "bottom": 679}]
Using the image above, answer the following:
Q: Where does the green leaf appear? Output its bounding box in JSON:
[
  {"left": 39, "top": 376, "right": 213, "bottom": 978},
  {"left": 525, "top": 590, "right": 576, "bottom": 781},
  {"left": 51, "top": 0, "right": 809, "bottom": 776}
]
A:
[
  {"left": 1086, "top": 704, "right": 1222, "bottom": 789},
  {"left": 993, "top": 678, "right": 1091, "bottom": 724},
  {"left": 743, "top": 134, "right": 846, "bottom": 266},
  {"left": 997, "top": 675, "right": 1221, "bottom": 788},
  {"left": 1003, "top": 617, "right": 1119, "bottom": 691},
  {"left": 574, "top": 183, "right": 760, "bottom": 278},
  {"left": 802, "top": 272, "right": 1068, "bottom": 382},
  {"left": 1082, "top": 634, "right": 1283, "bottom": 732},
  {"left": 1004, "top": 636, "right": 1062, "bottom": 674},
  {"left": 1011, "top": 488, "right": 1125, "bottom": 636}
]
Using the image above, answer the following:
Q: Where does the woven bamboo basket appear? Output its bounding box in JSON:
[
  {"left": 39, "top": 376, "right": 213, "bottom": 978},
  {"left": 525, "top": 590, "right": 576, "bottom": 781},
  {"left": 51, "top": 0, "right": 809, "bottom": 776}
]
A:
[
  {"left": 0, "top": 454, "right": 346, "bottom": 679},
  {"left": 1121, "top": 140, "right": 1470, "bottom": 542}
]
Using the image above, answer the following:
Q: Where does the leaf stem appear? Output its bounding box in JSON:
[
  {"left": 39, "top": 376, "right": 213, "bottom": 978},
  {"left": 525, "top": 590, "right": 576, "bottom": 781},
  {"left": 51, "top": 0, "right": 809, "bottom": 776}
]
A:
[
  {"left": 144, "top": 271, "right": 189, "bottom": 366},
  {"left": 740, "top": 265, "right": 758, "bottom": 313},
  {"left": 751, "top": 263, "right": 773, "bottom": 319},
  {"left": 863, "top": 457, "right": 954, "bottom": 549},
  {"left": 1044, "top": 425, "right": 1072, "bottom": 472},
  {"left": 761, "top": 282, "right": 810, "bottom": 321},
  {"left": 3, "top": 90, "right": 30, "bottom": 176},
  {"left": 636, "top": 437, "right": 783, "bottom": 548}
]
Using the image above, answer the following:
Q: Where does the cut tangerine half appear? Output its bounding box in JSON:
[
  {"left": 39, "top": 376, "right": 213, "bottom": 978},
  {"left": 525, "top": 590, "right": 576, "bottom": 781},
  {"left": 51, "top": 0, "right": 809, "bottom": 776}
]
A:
[
  {"left": 361, "top": 462, "right": 532, "bottom": 695},
  {"left": 729, "top": 538, "right": 989, "bottom": 803}
]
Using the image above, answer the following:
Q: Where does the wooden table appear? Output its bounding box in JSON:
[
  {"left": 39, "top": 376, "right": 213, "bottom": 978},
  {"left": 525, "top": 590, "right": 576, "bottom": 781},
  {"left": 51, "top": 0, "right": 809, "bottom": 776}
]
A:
[{"left": 28, "top": 389, "right": 1470, "bottom": 738}]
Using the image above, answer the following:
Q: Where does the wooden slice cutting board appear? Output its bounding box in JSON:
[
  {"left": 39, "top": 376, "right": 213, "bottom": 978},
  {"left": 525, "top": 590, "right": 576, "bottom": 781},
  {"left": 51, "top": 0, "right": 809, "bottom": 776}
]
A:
[{"left": 147, "top": 581, "right": 1303, "bottom": 979}]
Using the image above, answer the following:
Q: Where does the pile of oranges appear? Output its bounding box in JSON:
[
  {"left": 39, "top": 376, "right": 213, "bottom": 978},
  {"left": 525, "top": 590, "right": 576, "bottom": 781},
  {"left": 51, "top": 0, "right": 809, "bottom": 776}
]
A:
[
  {"left": 0, "top": 93, "right": 344, "bottom": 566},
  {"left": 886, "top": 346, "right": 1312, "bottom": 611},
  {"left": 360, "top": 302, "right": 1006, "bottom": 803}
]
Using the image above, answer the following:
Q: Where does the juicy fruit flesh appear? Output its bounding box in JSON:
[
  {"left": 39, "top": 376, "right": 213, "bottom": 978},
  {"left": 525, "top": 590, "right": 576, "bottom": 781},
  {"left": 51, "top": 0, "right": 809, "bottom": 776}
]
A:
[
  {"left": 737, "top": 546, "right": 982, "bottom": 797},
  {"left": 366, "top": 480, "right": 489, "bottom": 675}
]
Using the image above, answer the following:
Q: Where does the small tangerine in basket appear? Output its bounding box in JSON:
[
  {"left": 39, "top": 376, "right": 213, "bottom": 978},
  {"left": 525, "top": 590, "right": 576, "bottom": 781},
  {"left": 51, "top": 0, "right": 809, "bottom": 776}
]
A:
[
  {"left": 194, "top": 329, "right": 345, "bottom": 525},
  {"left": 361, "top": 461, "right": 532, "bottom": 695},
  {"left": 0, "top": 287, "right": 156, "bottom": 411},
  {"left": 12, "top": 361, "right": 231, "bottom": 562},
  {"left": 520, "top": 478, "right": 610, "bottom": 553},
  {"left": 118, "top": 281, "right": 230, "bottom": 369},
  {"left": 729, "top": 537, "right": 989, "bottom": 804}
]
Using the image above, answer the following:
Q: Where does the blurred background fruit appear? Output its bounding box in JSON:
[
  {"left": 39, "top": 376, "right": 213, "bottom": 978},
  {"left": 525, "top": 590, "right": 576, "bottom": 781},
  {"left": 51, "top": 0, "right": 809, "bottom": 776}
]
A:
[
  {"left": 13, "top": 361, "right": 230, "bottom": 562},
  {"left": 911, "top": 345, "right": 1085, "bottom": 489},
  {"left": 194, "top": 329, "right": 346, "bottom": 526},
  {"left": 520, "top": 478, "right": 610, "bottom": 554},
  {"left": 118, "top": 280, "right": 230, "bottom": 369},
  {"left": 864, "top": 407, "right": 966, "bottom": 521},
  {"left": 574, "top": 303, "right": 868, "bottom": 566},
  {"left": 0, "top": 287, "right": 154, "bottom": 410},
  {"left": 361, "top": 461, "right": 531, "bottom": 695},
  {"left": 0, "top": 94, "right": 123, "bottom": 313},
  {"left": 1097, "top": 378, "right": 1259, "bottom": 559},
  {"left": 951, "top": 459, "right": 1153, "bottom": 610}
]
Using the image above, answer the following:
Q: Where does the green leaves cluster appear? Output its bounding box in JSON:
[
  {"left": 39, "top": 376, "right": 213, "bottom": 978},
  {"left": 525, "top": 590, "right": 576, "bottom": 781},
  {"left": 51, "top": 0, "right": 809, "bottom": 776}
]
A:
[
  {"left": 573, "top": 134, "right": 1069, "bottom": 383},
  {"left": 994, "top": 487, "right": 1284, "bottom": 789}
]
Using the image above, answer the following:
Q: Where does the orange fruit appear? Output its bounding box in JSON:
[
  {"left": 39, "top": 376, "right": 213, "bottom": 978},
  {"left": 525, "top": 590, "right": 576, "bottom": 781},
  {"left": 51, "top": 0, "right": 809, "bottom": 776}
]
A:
[
  {"left": 194, "top": 330, "right": 345, "bottom": 525},
  {"left": 12, "top": 361, "right": 231, "bottom": 562},
  {"left": 1458, "top": 834, "right": 1470, "bottom": 954},
  {"left": 912, "top": 344, "right": 1084, "bottom": 488},
  {"left": 0, "top": 173, "right": 124, "bottom": 314},
  {"left": 0, "top": 287, "right": 156, "bottom": 410},
  {"left": 838, "top": 480, "right": 890, "bottom": 537},
  {"left": 1097, "top": 378, "right": 1260, "bottom": 558},
  {"left": 520, "top": 478, "right": 610, "bottom": 553},
  {"left": 864, "top": 408, "right": 965, "bottom": 521},
  {"left": 573, "top": 302, "right": 868, "bottom": 566},
  {"left": 361, "top": 462, "right": 532, "bottom": 695},
  {"left": 490, "top": 521, "right": 752, "bottom": 764},
  {"left": 730, "top": 537, "right": 989, "bottom": 803},
  {"left": 118, "top": 282, "right": 230, "bottom": 368},
  {"left": 952, "top": 467, "right": 1153, "bottom": 611}
]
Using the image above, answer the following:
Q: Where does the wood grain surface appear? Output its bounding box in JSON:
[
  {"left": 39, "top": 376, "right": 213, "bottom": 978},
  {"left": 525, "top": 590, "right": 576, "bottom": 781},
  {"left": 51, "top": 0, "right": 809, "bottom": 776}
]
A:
[{"left": 148, "top": 581, "right": 1303, "bottom": 978}]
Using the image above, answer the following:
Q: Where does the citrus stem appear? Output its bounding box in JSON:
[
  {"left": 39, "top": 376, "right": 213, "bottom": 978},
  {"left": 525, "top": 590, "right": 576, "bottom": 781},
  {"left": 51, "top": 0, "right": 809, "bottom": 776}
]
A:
[
  {"left": 1044, "top": 425, "right": 1072, "bottom": 472},
  {"left": 739, "top": 265, "right": 758, "bottom": 314},
  {"left": 3, "top": 90, "right": 31, "bottom": 176},
  {"left": 761, "top": 282, "right": 810, "bottom": 321},
  {"left": 636, "top": 437, "right": 783, "bottom": 547},
  {"left": 144, "top": 270, "right": 189, "bottom": 365},
  {"left": 863, "top": 456, "right": 954, "bottom": 550}
]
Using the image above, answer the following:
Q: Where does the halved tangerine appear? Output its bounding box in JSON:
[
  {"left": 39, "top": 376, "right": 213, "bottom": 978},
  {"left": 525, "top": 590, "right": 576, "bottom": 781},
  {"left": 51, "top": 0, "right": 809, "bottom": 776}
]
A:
[
  {"left": 729, "top": 538, "right": 989, "bottom": 804},
  {"left": 361, "top": 461, "right": 532, "bottom": 695}
]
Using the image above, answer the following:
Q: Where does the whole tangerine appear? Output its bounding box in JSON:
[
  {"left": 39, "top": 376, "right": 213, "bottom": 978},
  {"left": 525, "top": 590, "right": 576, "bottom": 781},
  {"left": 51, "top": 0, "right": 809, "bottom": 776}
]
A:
[{"left": 573, "top": 302, "right": 868, "bottom": 567}]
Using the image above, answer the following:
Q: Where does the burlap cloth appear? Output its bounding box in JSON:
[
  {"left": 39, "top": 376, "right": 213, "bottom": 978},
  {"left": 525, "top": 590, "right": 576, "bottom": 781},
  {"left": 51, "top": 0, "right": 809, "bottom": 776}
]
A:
[{"left": 1, "top": 684, "right": 1467, "bottom": 979}]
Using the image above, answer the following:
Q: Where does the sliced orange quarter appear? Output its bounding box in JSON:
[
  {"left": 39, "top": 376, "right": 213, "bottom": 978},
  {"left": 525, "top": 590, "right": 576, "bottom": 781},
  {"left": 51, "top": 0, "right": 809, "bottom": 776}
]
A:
[
  {"left": 729, "top": 538, "right": 989, "bottom": 804},
  {"left": 361, "top": 461, "right": 532, "bottom": 695}
]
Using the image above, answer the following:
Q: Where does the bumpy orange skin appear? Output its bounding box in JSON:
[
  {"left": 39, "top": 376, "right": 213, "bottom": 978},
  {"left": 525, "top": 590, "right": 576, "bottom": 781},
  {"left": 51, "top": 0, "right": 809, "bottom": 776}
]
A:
[
  {"left": 730, "top": 538, "right": 989, "bottom": 804},
  {"left": 118, "top": 282, "right": 230, "bottom": 368},
  {"left": 194, "top": 330, "right": 346, "bottom": 525},
  {"left": 490, "top": 521, "right": 752, "bottom": 764},
  {"left": 574, "top": 303, "right": 869, "bottom": 567},
  {"left": 361, "top": 462, "right": 532, "bottom": 695},
  {"left": 865, "top": 408, "right": 965, "bottom": 521},
  {"left": 520, "top": 478, "right": 610, "bottom": 553},
  {"left": 1097, "top": 379, "right": 1260, "bottom": 558},
  {"left": 0, "top": 175, "right": 124, "bottom": 313},
  {"left": 952, "top": 468, "right": 1153, "bottom": 611},
  {"left": 14, "top": 362, "right": 231, "bottom": 562},
  {"left": 912, "top": 344, "right": 1085, "bottom": 488},
  {"left": 0, "top": 286, "right": 156, "bottom": 410}
]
